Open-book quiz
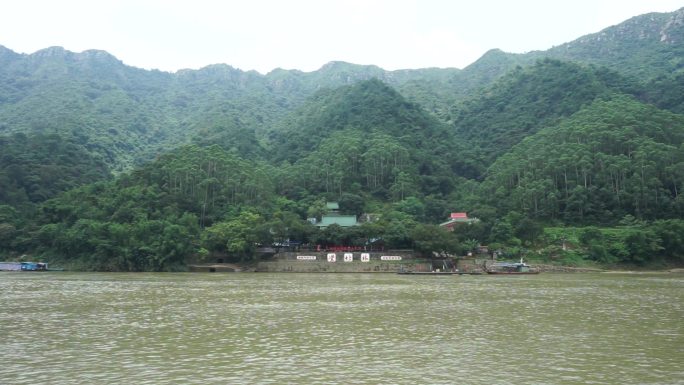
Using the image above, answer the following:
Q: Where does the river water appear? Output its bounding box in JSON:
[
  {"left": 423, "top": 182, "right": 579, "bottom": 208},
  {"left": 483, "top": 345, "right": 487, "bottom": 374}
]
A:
[{"left": 1, "top": 272, "right": 682, "bottom": 384}]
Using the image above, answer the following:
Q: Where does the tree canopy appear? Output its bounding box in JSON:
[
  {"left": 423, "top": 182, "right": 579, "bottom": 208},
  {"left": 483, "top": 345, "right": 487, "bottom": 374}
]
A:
[{"left": 1, "top": 8, "right": 684, "bottom": 269}]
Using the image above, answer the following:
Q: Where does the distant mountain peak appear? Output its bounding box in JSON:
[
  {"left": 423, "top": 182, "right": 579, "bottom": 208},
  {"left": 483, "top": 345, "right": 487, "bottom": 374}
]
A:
[
  {"left": 560, "top": 7, "right": 682, "bottom": 47},
  {"left": 78, "top": 49, "right": 121, "bottom": 62},
  {"left": 32, "top": 46, "right": 68, "bottom": 57},
  {"left": 26, "top": 46, "right": 124, "bottom": 68},
  {"left": 319, "top": 61, "right": 357, "bottom": 70}
]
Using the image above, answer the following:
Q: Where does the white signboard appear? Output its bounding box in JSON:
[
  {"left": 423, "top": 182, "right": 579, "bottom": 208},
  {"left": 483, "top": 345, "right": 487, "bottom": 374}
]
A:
[
  {"left": 343, "top": 253, "right": 353, "bottom": 262},
  {"left": 380, "top": 255, "right": 402, "bottom": 261},
  {"left": 327, "top": 253, "right": 337, "bottom": 262},
  {"left": 361, "top": 253, "right": 370, "bottom": 262},
  {"left": 297, "top": 255, "right": 317, "bottom": 260}
]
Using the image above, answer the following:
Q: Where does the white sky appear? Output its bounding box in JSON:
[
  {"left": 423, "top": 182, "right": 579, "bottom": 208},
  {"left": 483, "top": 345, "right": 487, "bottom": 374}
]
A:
[{"left": 0, "top": 0, "right": 682, "bottom": 74}]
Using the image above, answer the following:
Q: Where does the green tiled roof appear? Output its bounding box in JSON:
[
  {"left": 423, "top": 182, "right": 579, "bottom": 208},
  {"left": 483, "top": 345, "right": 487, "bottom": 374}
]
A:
[{"left": 317, "top": 215, "right": 358, "bottom": 227}]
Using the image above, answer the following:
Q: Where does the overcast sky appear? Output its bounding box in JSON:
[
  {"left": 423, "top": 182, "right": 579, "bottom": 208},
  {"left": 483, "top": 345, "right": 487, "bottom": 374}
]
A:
[{"left": 0, "top": 0, "right": 681, "bottom": 74}]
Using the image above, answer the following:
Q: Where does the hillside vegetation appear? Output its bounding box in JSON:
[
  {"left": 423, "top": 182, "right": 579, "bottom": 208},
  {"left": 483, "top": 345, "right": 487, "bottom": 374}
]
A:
[{"left": 1, "top": 8, "right": 683, "bottom": 270}]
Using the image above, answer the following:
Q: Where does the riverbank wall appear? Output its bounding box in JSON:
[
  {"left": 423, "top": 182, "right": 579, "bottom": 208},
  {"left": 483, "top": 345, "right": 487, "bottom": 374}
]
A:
[
  {"left": 532, "top": 264, "right": 605, "bottom": 273},
  {"left": 256, "top": 250, "right": 431, "bottom": 273}
]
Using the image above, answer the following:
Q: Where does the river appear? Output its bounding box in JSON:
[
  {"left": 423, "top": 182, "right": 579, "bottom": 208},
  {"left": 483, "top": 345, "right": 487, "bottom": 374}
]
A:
[{"left": 1, "top": 272, "right": 682, "bottom": 384}]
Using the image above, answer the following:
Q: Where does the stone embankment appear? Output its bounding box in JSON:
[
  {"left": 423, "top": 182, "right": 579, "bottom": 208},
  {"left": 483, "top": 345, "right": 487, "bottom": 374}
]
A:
[
  {"left": 533, "top": 264, "right": 604, "bottom": 273},
  {"left": 188, "top": 263, "right": 246, "bottom": 272},
  {"left": 256, "top": 250, "right": 423, "bottom": 273}
]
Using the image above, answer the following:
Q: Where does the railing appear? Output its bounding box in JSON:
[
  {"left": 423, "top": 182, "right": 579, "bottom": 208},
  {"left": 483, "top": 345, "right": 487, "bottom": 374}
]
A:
[{"left": 322, "top": 246, "right": 365, "bottom": 252}]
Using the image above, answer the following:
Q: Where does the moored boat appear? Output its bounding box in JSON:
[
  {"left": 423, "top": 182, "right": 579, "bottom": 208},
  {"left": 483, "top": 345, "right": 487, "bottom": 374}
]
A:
[
  {"left": 486, "top": 259, "right": 539, "bottom": 275},
  {"left": 0, "top": 261, "right": 51, "bottom": 271}
]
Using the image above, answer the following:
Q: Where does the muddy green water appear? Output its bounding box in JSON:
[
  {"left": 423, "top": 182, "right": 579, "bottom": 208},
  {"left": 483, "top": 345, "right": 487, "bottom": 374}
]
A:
[{"left": 1, "top": 272, "right": 682, "bottom": 384}]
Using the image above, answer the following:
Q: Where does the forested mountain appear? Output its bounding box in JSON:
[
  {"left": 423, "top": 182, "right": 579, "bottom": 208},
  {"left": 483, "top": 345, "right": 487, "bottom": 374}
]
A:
[
  {"left": 268, "top": 79, "right": 481, "bottom": 208},
  {"left": 451, "top": 59, "right": 643, "bottom": 164},
  {"left": 0, "top": 47, "right": 296, "bottom": 170},
  {"left": 483, "top": 96, "right": 684, "bottom": 222},
  {"left": 1, "top": 8, "right": 682, "bottom": 171},
  {"left": 1, "top": 7, "right": 683, "bottom": 269},
  {"left": 0, "top": 133, "right": 110, "bottom": 208},
  {"left": 542, "top": 8, "right": 684, "bottom": 80},
  {"left": 0, "top": 46, "right": 463, "bottom": 171},
  {"left": 459, "top": 8, "right": 684, "bottom": 87},
  {"left": 270, "top": 79, "right": 451, "bottom": 163},
  {"left": 0, "top": 46, "right": 172, "bottom": 171}
]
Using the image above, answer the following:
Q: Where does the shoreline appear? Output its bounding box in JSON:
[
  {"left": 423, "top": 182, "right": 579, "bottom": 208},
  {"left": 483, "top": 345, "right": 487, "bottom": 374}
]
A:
[
  {"left": 531, "top": 264, "right": 684, "bottom": 274},
  {"left": 4, "top": 256, "right": 683, "bottom": 273},
  {"left": 601, "top": 268, "right": 684, "bottom": 274}
]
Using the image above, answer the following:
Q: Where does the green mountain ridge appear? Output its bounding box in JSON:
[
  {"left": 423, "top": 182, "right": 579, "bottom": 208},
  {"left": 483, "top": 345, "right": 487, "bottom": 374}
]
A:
[
  {"left": 543, "top": 8, "right": 684, "bottom": 78},
  {"left": 1, "top": 8, "right": 683, "bottom": 269},
  {"left": 464, "top": 8, "right": 684, "bottom": 82},
  {"left": 1, "top": 7, "right": 683, "bottom": 173},
  {"left": 270, "top": 79, "right": 447, "bottom": 161},
  {"left": 452, "top": 59, "right": 644, "bottom": 163},
  {"left": 267, "top": 79, "right": 476, "bottom": 205}
]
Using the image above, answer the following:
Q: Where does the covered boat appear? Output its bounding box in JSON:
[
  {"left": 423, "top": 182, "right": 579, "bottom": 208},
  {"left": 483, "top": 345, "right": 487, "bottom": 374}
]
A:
[{"left": 0, "top": 262, "right": 49, "bottom": 271}]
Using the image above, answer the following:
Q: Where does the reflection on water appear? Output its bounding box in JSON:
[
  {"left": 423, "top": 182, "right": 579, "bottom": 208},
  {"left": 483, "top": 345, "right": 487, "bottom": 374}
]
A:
[{"left": 1, "top": 272, "right": 682, "bottom": 384}]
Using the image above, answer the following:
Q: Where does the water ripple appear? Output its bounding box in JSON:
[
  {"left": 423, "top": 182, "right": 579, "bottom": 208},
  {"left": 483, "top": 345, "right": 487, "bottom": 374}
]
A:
[{"left": 0, "top": 272, "right": 682, "bottom": 384}]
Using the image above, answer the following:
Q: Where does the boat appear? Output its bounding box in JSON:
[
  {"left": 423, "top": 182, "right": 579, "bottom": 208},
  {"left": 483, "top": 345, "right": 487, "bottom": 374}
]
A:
[
  {"left": 397, "top": 270, "right": 458, "bottom": 275},
  {"left": 0, "top": 261, "right": 52, "bottom": 271},
  {"left": 486, "top": 259, "right": 540, "bottom": 275}
]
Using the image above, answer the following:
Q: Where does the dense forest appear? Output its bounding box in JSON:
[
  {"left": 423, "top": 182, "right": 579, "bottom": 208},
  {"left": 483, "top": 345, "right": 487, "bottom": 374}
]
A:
[{"left": 1, "top": 8, "right": 683, "bottom": 270}]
